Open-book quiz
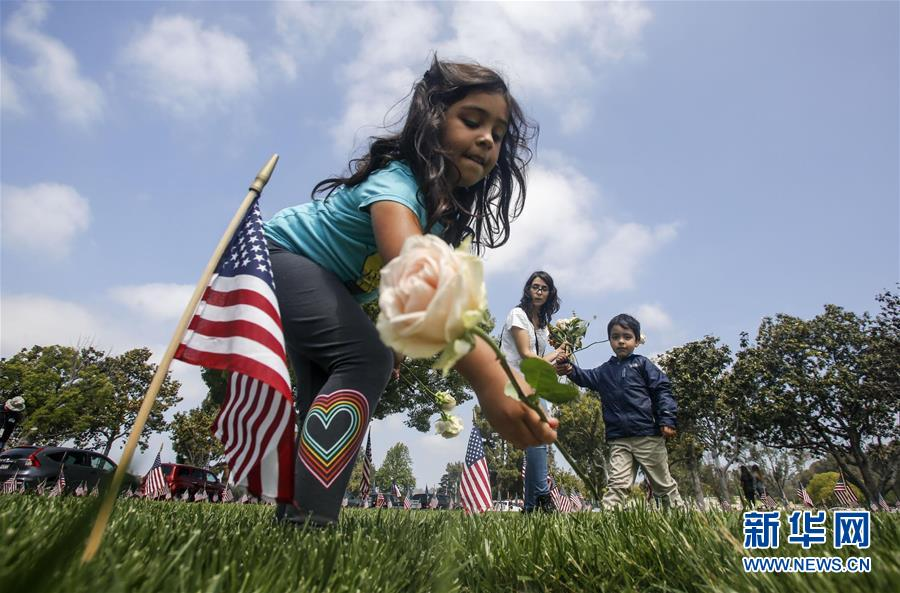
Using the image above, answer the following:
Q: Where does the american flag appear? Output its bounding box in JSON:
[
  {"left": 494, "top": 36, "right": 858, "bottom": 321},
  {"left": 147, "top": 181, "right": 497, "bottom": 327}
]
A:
[
  {"left": 143, "top": 449, "right": 169, "bottom": 499},
  {"left": 460, "top": 428, "right": 492, "bottom": 514},
  {"left": 833, "top": 476, "right": 859, "bottom": 507},
  {"left": 403, "top": 491, "right": 411, "bottom": 510},
  {"left": 74, "top": 482, "right": 87, "bottom": 497},
  {"left": 797, "top": 483, "right": 814, "bottom": 507},
  {"left": 762, "top": 492, "right": 778, "bottom": 509},
  {"left": 181, "top": 490, "right": 190, "bottom": 501},
  {"left": 548, "top": 475, "right": 572, "bottom": 512},
  {"left": 2, "top": 474, "right": 17, "bottom": 494},
  {"left": 35, "top": 480, "right": 46, "bottom": 496},
  {"left": 720, "top": 497, "right": 732, "bottom": 512},
  {"left": 174, "top": 199, "right": 295, "bottom": 503},
  {"left": 375, "top": 491, "right": 385, "bottom": 508},
  {"left": 391, "top": 482, "right": 402, "bottom": 499},
  {"left": 877, "top": 494, "right": 891, "bottom": 512},
  {"left": 520, "top": 457, "right": 526, "bottom": 483},
  {"left": 360, "top": 433, "right": 373, "bottom": 500},
  {"left": 222, "top": 488, "right": 234, "bottom": 503},
  {"left": 568, "top": 490, "right": 583, "bottom": 511},
  {"left": 194, "top": 489, "right": 209, "bottom": 502},
  {"left": 49, "top": 467, "right": 66, "bottom": 497},
  {"left": 429, "top": 493, "right": 438, "bottom": 509}
]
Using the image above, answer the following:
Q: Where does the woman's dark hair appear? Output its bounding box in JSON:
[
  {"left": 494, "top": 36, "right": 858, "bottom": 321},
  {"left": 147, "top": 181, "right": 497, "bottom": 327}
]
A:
[
  {"left": 312, "top": 54, "right": 538, "bottom": 254},
  {"left": 518, "top": 271, "right": 560, "bottom": 329},
  {"left": 607, "top": 314, "right": 641, "bottom": 340}
]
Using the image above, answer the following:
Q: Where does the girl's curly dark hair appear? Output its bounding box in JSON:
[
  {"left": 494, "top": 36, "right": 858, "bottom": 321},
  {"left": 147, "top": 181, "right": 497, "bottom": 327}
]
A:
[
  {"left": 312, "top": 55, "right": 538, "bottom": 254},
  {"left": 517, "top": 271, "right": 560, "bottom": 329}
]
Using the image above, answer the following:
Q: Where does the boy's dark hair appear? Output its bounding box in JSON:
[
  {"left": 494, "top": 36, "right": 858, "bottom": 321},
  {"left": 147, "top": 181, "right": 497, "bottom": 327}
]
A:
[
  {"left": 607, "top": 313, "right": 641, "bottom": 340},
  {"left": 517, "top": 270, "right": 560, "bottom": 329},
  {"left": 312, "top": 54, "right": 539, "bottom": 254}
]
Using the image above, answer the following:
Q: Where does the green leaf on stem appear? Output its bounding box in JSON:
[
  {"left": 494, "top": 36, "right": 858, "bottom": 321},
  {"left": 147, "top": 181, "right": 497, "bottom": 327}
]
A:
[{"left": 519, "top": 358, "right": 578, "bottom": 403}]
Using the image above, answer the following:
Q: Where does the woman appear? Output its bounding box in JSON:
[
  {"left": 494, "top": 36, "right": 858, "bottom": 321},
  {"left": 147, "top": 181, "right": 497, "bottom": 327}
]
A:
[
  {"left": 499, "top": 271, "right": 564, "bottom": 513},
  {"left": 739, "top": 465, "right": 756, "bottom": 509}
]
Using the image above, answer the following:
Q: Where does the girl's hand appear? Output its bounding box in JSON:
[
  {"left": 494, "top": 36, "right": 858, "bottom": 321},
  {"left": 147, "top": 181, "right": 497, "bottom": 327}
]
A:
[
  {"left": 660, "top": 426, "right": 676, "bottom": 439},
  {"left": 480, "top": 394, "right": 558, "bottom": 450},
  {"left": 454, "top": 337, "right": 557, "bottom": 449}
]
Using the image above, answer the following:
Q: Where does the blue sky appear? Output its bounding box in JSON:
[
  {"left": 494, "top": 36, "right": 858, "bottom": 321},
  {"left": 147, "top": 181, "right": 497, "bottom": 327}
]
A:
[{"left": 2, "top": 1, "right": 897, "bottom": 489}]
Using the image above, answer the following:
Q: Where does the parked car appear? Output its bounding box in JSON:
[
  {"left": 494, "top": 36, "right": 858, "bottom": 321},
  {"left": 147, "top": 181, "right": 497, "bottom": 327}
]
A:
[
  {"left": 491, "top": 500, "right": 523, "bottom": 512},
  {"left": 0, "top": 446, "right": 117, "bottom": 493},
  {"left": 143, "top": 463, "right": 226, "bottom": 500}
]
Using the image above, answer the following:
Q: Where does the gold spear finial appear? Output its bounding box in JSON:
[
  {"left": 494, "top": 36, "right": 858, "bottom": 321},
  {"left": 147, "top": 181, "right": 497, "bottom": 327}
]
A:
[{"left": 250, "top": 154, "right": 279, "bottom": 194}]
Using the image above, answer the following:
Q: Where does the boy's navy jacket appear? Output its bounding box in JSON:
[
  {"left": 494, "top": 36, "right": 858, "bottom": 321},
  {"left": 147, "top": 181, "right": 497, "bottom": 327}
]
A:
[{"left": 567, "top": 354, "right": 677, "bottom": 440}]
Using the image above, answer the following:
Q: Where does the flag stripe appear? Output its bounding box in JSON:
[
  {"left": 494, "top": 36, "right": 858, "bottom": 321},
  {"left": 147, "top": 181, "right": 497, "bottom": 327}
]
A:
[{"left": 187, "top": 317, "right": 285, "bottom": 361}]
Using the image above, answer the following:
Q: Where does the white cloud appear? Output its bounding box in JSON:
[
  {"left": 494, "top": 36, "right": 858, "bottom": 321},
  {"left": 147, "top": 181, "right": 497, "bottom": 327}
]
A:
[
  {"left": 108, "top": 283, "right": 195, "bottom": 322},
  {"left": 632, "top": 303, "right": 674, "bottom": 333},
  {"left": 0, "top": 295, "right": 126, "bottom": 357},
  {"left": 1, "top": 182, "right": 90, "bottom": 259},
  {"left": 482, "top": 162, "right": 678, "bottom": 296},
  {"left": 3, "top": 1, "right": 104, "bottom": 125},
  {"left": 1, "top": 60, "right": 26, "bottom": 116},
  {"left": 121, "top": 14, "right": 258, "bottom": 117},
  {"left": 271, "top": 2, "right": 652, "bottom": 151}
]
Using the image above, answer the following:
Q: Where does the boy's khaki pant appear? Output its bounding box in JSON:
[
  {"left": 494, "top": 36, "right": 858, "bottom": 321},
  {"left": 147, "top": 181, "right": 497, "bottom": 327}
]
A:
[{"left": 603, "top": 435, "right": 683, "bottom": 509}]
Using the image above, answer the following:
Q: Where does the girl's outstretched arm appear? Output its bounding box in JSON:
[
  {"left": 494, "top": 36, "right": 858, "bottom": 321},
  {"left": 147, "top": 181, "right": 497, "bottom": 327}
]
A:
[
  {"left": 455, "top": 338, "right": 558, "bottom": 449},
  {"left": 371, "top": 201, "right": 558, "bottom": 448}
]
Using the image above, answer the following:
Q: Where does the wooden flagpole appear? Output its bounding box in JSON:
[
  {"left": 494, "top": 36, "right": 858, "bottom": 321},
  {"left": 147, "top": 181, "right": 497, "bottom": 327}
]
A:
[{"left": 82, "top": 154, "right": 279, "bottom": 563}]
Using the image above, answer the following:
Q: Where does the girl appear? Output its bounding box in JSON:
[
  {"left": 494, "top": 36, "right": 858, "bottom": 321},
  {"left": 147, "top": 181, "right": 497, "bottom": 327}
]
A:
[
  {"left": 263, "top": 56, "right": 554, "bottom": 526},
  {"left": 499, "top": 271, "right": 564, "bottom": 513}
]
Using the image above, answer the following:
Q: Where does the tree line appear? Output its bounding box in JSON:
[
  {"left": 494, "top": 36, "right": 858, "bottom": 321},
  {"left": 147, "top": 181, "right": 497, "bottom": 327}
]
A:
[{"left": 2, "top": 289, "right": 895, "bottom": 506}]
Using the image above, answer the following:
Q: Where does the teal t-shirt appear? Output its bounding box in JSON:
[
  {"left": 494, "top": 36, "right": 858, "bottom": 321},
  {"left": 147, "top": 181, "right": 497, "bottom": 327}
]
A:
[{"left": 263, "top": 161, "right": 442, "bottom": 303}]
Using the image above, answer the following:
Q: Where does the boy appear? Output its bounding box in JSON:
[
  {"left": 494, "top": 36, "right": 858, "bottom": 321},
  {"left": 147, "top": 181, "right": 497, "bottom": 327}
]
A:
[{"left": 555, "top": 314, "right": 683, "bottom": 509}]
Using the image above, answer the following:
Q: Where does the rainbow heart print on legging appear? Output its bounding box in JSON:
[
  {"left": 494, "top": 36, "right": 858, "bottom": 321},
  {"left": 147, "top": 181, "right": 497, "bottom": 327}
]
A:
[{"left": 298, "top": 389, "right": 369, "bottom": 488}]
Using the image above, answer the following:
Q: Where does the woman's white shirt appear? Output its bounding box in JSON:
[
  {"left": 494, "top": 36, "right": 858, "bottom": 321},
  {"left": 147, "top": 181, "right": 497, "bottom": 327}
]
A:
[{"left": 499, "top": 307, "right": 552, "bottom": 373}]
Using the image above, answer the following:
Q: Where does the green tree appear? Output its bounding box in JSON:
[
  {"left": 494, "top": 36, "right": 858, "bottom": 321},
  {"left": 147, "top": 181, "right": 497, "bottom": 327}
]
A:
[
  {"left": 170, "top": 369, "right": 229, "bottom": 470},
  {"left": 170, "top": 402, "right": 224, "bottom": 469},
  {"left": 77, "top": 348, "right": 182, "bottom": 456},
  {"left": 374, "top": 442, "right": 415, "bottom": 492},
  {"left": 807, "top": 472, "right": 864, "bottom": 507},
  {"left": 554, "top": 391, "right": 606, "bottom": 501},
  {"left": 657, "top": 336, "right": 740, "bottom": 510},
  {"left": 738, "top": 300, "right": 899, "bottom": 504},
  {"left": 439, "top": 461, "right": 463, "bottom": 496},
  {"left": 0, "top": 345, "right": 110, "bottom": 445}
]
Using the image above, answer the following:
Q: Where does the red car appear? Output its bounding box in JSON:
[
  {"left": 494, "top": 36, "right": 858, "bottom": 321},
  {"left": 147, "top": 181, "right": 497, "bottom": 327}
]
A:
[{"left": 143, "top": 463, "right": 226, "bottom": 501}]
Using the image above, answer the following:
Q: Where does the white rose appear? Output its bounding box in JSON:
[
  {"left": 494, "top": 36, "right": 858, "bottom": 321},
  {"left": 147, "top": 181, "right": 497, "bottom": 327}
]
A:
[
  {"left": 377, "top": 235, "right": 487, "bottom": 373},
  {"left": 434, "top": 390, "right": 457, "bottom": 412},
  {"left": 434, "top": 415, "right": 464, "bottom": 438}
]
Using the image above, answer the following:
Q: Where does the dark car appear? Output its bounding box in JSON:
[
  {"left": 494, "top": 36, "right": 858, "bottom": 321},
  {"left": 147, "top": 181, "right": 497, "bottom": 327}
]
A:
[
  {"left": 143, "top": 463, "right": 226, "bottom": 500},
  {"left": 0, "top": 446, "right": 117, "bottom": 493}
]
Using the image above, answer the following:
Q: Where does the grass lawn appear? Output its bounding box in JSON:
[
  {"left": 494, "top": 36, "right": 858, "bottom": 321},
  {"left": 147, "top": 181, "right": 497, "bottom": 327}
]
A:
[{"left": 1, "top": 496, "right": 897, "bottom": 592}]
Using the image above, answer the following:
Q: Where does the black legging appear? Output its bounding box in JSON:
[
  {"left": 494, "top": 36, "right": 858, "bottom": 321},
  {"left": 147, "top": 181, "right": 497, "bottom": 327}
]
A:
[{"left": 268, "top": 242, "right": 392, "bottom": 524}]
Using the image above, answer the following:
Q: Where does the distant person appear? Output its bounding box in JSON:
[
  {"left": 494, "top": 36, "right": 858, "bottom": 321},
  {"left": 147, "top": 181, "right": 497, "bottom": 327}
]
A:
[
  {"left": 751, "top": 464, "right": 767, "bottom": 502},
  {"left": 499, "top": 271, "right": 565, "bottom": 513},
  {"left": 0, "top": 396, "right": 26, "bottom": 450},
  {"left": 556, "top": 313, "right": 683, "bottom": 509},
  {"left": 739, "top": 465, "right": 756, "bottom": 508}
]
